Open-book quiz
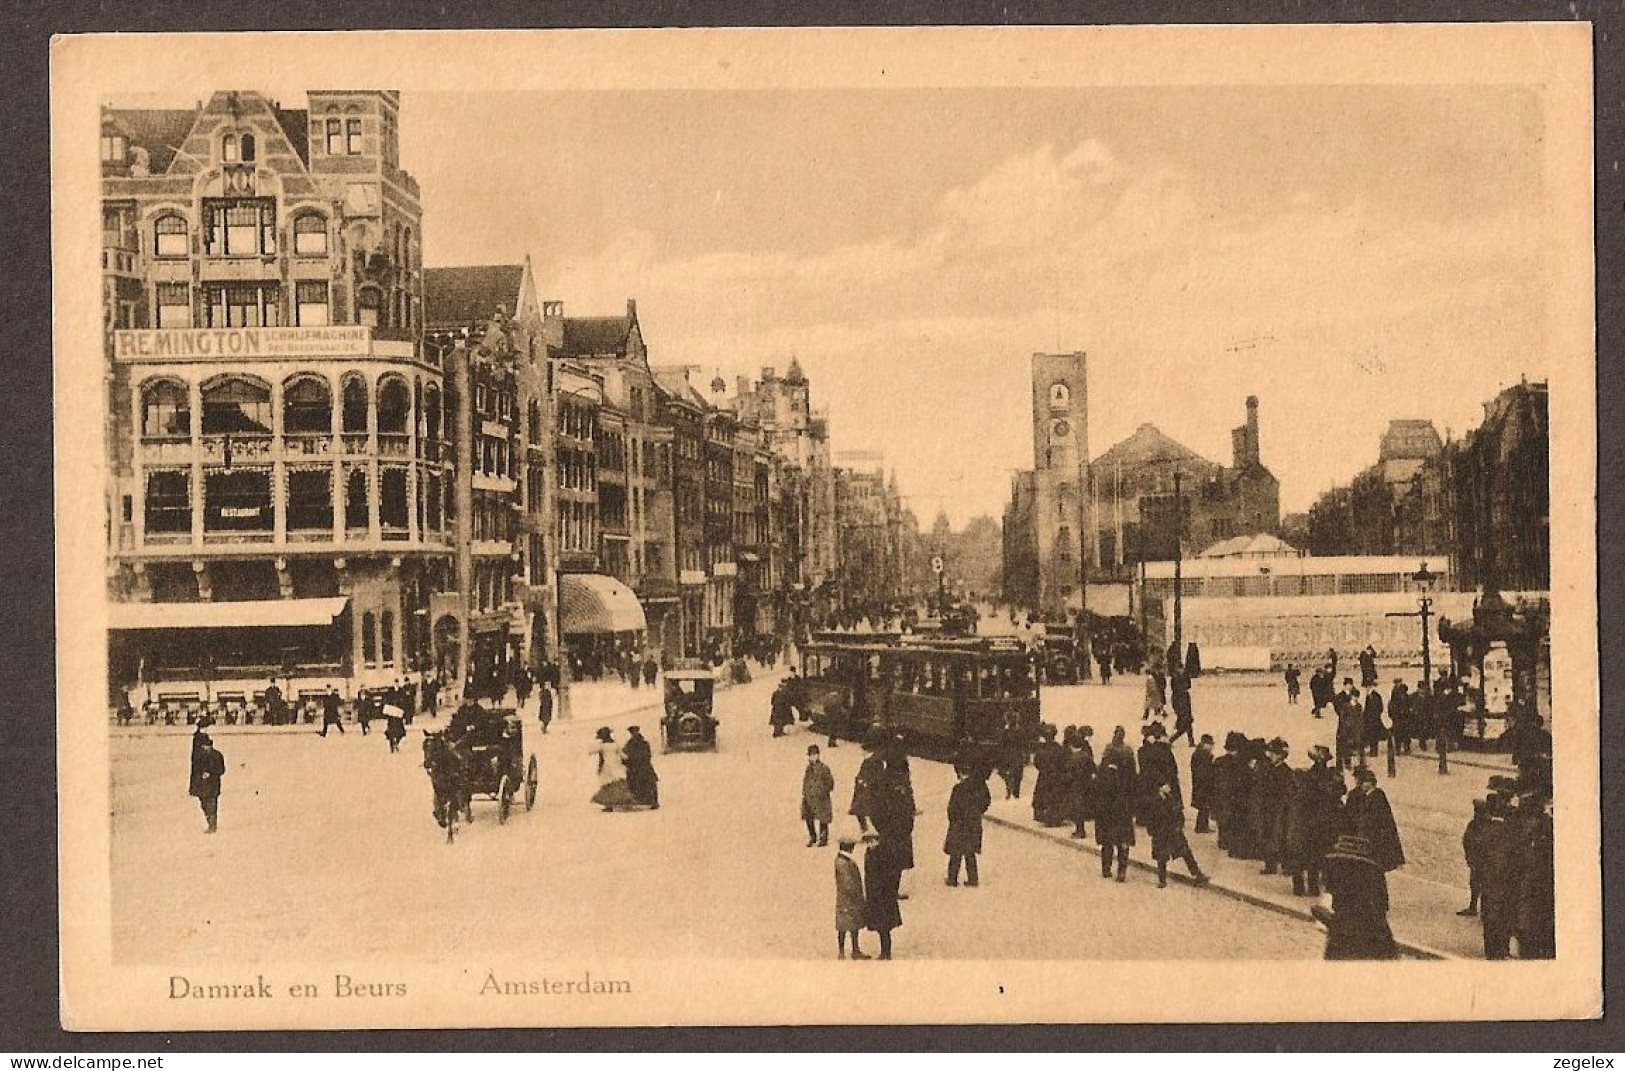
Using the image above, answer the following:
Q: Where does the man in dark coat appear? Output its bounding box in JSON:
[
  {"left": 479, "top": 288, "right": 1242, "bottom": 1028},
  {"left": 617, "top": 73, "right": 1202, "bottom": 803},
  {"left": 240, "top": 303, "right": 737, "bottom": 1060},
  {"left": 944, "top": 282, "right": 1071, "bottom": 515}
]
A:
[
  {"left": 1145, "top": 783, "right": 1210, "bottom": 888},
  {"left": 1030, "top": 724, "right": 1066, "bottom": 826},
  {"left": 1255, "top": 737, "right": 1296, "bottom": 876},
  {"left": 1136, "top": 721, "right": 1181, "bottom": 824},
  {"left": 801, "top": 744, "right": 835, "bottom": 846},
  {"left": 1334, "top": 683, "right": 1362, "bottom": 769},
  {"left": 188, "top": 733, "right": 225, "bottom": 833},
  {"left": 1309, "top": 667, "right": 1330, "bottom": 718},
  {"left": 1169, "top": 669, "right": 1195, "bottom": 746},
  {"left": 849, "top": 737, "right": 885, "bottom": 832},
  {"left": 1312, "top": 834, "right": 1398, "bottom": 959},
  {"left": 1184, "top": 642, "right": 1202, "bottom": 680},
  {"left": 1233, "top": 738, "right": 1269, "bottom": 861},
  {"left": 770, "top": 683, "right": 796, "bottom": 736},
  {"left": 1362, "top": 686, "right": 1386, "bottom": 758},
  {"left": 1287, "top": 745, "right": 1346, "bottom": 896},
  {"left": 1388, "top": 679, "right": 1413, "bottom": 753},
  {"left": 1458, "top": 797, "right": 1490, "bottom": 916},
  {"left": 622, "top": 726, "right": 660, "bottom": 808},
  {"left": 1094, "top": 755, "right": 1136, "bottom": 882},
  {"left": 944, "top": 765, "right": 992, "bottom": 887},
  {"left": 1210, "top": 732, "right": 1246, "bottom": 850},
  {"left": 862, "top": 834, "right": 903, "bottom": 959},
  {"left": 1475, "top": 793, "right": 1520, "bottom": 958},
  {"left": 1189, "top": 734, "right": 1216, "bottom": 834},
  {"left": 1343, "top": 767, "right": 1404, "bottom": 873},
  {"left": 319, "top": 687, "right": 344, "bottom": 737},
  {"left": 1513, "top": 791, "right": 1555, "bottom": 959},
  {"left": 1284, "top": 664, "right": 1301, "bottom": 705},
  {"left": 536, "top": 685, "right": 553, "bottom": 733},
  {"left": 995, "top": 716, "right": 1029, "bottom": 800},
  {"left": 1359, "top": 645, "right": 1379, "bottom": 689},
  {"left": 871, "top": 747, "right": 917, "bottom": 884},
  {"left": 1064, "top": 726, "right": 1096, "bottom": 840}
]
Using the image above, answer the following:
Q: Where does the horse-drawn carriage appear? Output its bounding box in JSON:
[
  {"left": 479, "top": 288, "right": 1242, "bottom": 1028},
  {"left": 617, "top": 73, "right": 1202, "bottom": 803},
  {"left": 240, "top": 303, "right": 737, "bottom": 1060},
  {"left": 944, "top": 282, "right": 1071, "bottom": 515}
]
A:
[
  {"left": 661, "top": 670, "right": 719, "bottom": 752},
  {"left": 421, "top": 705, "right": 539, "bottom": 842}
]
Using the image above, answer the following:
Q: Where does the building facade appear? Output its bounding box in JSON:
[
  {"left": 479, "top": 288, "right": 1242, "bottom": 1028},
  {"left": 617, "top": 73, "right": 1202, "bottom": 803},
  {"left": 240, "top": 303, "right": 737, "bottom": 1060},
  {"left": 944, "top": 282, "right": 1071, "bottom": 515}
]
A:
[
  {"left": 103, "top": 89, "right": 446, "bottom": 704},
  {"left": 1000, "top": 352, "right": 1091, "bottom": 618}
]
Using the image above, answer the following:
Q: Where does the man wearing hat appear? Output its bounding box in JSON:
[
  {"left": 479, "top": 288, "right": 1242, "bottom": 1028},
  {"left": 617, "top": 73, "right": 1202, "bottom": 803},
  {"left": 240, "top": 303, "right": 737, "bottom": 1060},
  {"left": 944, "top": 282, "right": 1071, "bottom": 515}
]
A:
[
  {"left": 623, "top": 726, "right": 660, "bottom": 809},
  {"left": 1145, "top": 782, "right": 1210, "bottom": 889},
  {"left": 849, "top": 733, "right": 886, "bottom": 833},
  {"left": 1343, "top": 767, "right": 1405, "bottom": 874},
  {"left": 943, "top": 763, "right": 992, "bottom": 887},
  {"left": 1030, "top": 723, "right": 1066, "bottom": 827},
  {"left": 188, "top": 733, "right": 225, "bottom": 833},
  {"left": 1334, "top": 681, "right": 1363, "bottom": 770},
  {"left": 590, "top": 727, "right": 636, "bottom": 811},
  {"left": 1093, "top": 753, "right": 1137, "bottom": 882},
  {"left": 1313, "top": 833, "right": 1398, "bottom": 959},
  {"left": 1255, "top": 737, "right": 1296, "bottom": 876},
  {"left": 802, "top": 744, "right": 836, "bottom": 847},
  {"left": 1288, "top": 745, "right": 1347, "bottom": 896},
  {"left": 1136, "top": 721, "right": 1181, "bottom": 828}
]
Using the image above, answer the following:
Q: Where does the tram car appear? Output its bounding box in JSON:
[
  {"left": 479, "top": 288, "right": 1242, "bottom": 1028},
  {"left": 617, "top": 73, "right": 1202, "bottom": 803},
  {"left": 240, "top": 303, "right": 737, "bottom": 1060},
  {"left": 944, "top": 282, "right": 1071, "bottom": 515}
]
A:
[{"left": 794, "top": 635, "right": 1040, "bottom": 757}]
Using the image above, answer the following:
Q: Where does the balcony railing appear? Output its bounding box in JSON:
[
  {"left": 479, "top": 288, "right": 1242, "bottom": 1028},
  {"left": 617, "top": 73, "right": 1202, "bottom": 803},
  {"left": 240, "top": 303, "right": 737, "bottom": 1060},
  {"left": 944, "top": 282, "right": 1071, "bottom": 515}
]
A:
[
  {"left": 377, "top": 434, "right": 411, "bottom": 458},
  {"left": 284, "top": 433, "right": 336, "bottom": 458},
  {"left": 201, "top": 435, "right": 272, "bottom": 464}
]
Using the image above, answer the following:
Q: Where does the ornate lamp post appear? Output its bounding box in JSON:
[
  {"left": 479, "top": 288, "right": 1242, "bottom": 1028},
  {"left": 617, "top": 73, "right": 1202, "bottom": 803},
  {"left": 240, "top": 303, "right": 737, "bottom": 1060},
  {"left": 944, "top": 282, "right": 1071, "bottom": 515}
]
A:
[{"left": 1390, "top": 561, "right": 1444, "bottom": 774}]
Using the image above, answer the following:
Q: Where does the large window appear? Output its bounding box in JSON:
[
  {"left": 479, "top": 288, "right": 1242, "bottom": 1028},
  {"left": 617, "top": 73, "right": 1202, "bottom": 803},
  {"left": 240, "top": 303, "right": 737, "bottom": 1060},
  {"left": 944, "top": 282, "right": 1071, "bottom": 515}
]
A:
[
  {"left": 345, "top": 468, "right": 369, "bottom": 529},
  {"left": 346, "top": 118, "right": 363, "bottom": 155},
  {"left": 203, "top": 469, "right": 272, "bottom": 531},
  {"left": 204, "top": 284, "right": 280, "bottom": 328},
  {"left": 426, "top": 473, "right": 442, "bottom": 530},
  {"left": 100, "top": 133, "right": 127, "bottom": 163},
  {"left": 325, "top": 118, "right": 343, "bottom": 156},
  {"left": 356, "top": 287, "right": 381, "bottom": 327},
  {"left": 282, "top": 376, "right": 332, "bottom": 434},
  {"left": 202, "top": 198, "right": 275, "bottom": 257},
  {"left": 292, "top": 213, "right": 328, "bottom": 256},
  {"left": 341, "top": 377, "right": 369, "bottom": 433},
  {"left": 240, "top": 133, "right": 256, "bottom": 163},
  {"left": 380, "top": 468, "right": 408, "bottom": 529},
  {"left": 153, "top": 214, "right": 189, "bottom": 258},
  {"left": 140, "top": 380, "right": 190, "bottom": 438},
  {"left": 380, "top": 610, "right": 395, "bottom": 665},
  {"left": 144, "top": 470, "right": 191, "bottom": 533},
  {"left": 377, "top": 378, "right": 410, "bottom": 435},
  {"left": 154, "top": 283, "right": 192, "bottom": 329},
  {"left": 201, "top": 378, "right": 272, "bottom": 435},
  {"left": 286, "top": 468, "right": 333, "bottom": 531},
  {"left": 424, "top": 387, "right": 442, "bottom": 442},
  {"left": 295, "top": 282, "right": 330, "bottom": 326}
]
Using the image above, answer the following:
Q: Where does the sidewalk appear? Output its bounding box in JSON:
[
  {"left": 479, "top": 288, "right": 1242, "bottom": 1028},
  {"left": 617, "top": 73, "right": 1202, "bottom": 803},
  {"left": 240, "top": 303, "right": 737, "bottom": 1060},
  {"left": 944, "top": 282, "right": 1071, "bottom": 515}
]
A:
[{"left": 984, "top": 795, "right": 1483, "bottom": 960}]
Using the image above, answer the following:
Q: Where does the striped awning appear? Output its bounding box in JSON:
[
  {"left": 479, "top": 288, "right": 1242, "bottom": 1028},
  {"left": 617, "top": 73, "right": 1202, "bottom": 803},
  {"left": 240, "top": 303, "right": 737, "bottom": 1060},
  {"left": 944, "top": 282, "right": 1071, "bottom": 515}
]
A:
[
  {"left": 108, "top": 597, "right": 350, "bottom": 630},
  {"left": 559, "top": 574, "right": 647, "bottom": 635}
]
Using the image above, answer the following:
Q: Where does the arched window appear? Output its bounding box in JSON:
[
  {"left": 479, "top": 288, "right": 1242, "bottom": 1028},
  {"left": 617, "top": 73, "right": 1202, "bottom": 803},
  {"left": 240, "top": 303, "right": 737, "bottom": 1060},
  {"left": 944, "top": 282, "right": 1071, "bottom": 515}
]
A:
[
  {"left": 528, "top": 400, "right": 541, "bottom": 444},
  {"left": 345, "top": 468, "right": 369, "bottom": 529},
  {"left": 341, "top": 376, "right": 368, "bottom": 433},
  {"left": 221, "top": 134, "right": 238, "bottom": 162},
  {"left": 377, "top": 377, "right": 410, "bottom": 435},
  {"left": 292, "top": 212, "right": 328, "bottom": 256},
  {"left": 380, "top": 610, "right": 395, "bottom": 665},
  {"left": 362, "top": 611, "right": 378, "bottom": 667},
  {"left": 356, "top": 286, "right": 381, "bottom": 327},
  {"left": 424, "top": 386, "right": 442, "bottom": 442},
  {"left": 282, "top": 376, "right": 332, "bottom": 434},
  {"left": 153, "top": 214, "right": 188, "bottom": 258},
  {"left": 1049, "top": 382, "right": 1070, "bottom": 409},
  {"left": 140, "top": 380, "right": 190, "bottom": 438},
  {"left": 201, "top": 377, "right": 271, "bottom": 435},
  {"left": 239, "top": 133, "right": 256, "bottom": 162}
]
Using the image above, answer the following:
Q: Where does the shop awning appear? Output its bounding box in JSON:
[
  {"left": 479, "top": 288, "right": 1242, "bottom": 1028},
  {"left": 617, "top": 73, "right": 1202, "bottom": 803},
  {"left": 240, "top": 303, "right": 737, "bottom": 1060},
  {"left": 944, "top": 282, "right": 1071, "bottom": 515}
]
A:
[
  {"left": 109, "top": 597, "right": 350, "bottom": 631},
  {"left": 559, "top": 574, "right": 647, "bottom": 634}
]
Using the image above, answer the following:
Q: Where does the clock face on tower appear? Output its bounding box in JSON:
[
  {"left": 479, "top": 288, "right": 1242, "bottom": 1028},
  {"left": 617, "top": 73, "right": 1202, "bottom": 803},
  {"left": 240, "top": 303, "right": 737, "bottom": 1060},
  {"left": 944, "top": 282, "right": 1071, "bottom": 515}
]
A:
[{"left": 1050, "top": 418, "right": 1071, "bottom": 440}]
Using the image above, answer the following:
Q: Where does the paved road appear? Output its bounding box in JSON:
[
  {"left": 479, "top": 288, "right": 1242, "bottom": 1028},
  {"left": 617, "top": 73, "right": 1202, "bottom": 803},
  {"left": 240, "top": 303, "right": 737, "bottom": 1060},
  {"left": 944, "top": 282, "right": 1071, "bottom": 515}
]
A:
[{"left": 112, "top": 674, "right": 1322, "bottom": 963}]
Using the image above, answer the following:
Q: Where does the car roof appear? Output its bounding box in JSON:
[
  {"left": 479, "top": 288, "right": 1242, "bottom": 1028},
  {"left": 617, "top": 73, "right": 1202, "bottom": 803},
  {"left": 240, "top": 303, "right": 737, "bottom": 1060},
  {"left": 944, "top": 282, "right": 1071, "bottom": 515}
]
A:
[{"left": 665, "top": 670, "right": 716, "bottom": 681}]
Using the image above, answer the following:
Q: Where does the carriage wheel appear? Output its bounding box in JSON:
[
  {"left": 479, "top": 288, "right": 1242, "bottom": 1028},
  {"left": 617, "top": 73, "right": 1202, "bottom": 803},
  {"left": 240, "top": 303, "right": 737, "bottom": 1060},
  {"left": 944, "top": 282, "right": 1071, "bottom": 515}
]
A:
[
  {"left": 524, "top": 755, "right": 538, "bottom": 811},
  {"left": 498, "top": 775, "right": 513, "bottom": 824}
]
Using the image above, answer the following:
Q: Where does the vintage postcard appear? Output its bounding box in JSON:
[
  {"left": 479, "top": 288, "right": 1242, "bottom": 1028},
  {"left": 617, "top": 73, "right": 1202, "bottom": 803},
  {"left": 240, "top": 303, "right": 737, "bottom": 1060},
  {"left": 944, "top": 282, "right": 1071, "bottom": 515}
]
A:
[{"left": 53, "top": 25, "right": 1599, "bottom": 1029}]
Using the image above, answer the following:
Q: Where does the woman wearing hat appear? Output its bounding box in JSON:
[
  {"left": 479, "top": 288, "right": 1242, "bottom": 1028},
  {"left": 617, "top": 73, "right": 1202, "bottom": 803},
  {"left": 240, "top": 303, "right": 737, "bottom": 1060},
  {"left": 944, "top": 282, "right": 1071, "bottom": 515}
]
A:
[
  {"left": 1312, "top": 834, "right": 1398, "bottom": 959},
  {"left": 590, "top": 727, "right": 637, "bottom": 811},
  {"left": 1287, "top": 745, "right": 1347, "bottom": 897}
]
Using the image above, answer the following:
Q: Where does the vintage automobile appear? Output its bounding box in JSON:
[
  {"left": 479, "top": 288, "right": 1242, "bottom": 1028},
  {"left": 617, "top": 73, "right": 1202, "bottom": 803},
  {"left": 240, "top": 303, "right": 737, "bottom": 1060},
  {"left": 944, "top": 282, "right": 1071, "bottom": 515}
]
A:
[
  {"left": 1037, "top": 628, "right": 1082, "bottom": 685},
  {"left": 661, "top": 670, "right": 720, "bottom": 752},
  {"left": 423, "top": 705, "right": 539, "bottom": 842}
]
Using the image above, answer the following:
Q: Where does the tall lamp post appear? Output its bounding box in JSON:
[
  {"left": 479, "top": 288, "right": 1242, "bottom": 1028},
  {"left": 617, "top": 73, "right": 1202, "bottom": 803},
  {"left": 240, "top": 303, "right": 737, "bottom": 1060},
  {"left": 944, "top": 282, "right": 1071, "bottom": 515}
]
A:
[{"left": 1388, "top": 561, "right": 1443, "bottom": 773}]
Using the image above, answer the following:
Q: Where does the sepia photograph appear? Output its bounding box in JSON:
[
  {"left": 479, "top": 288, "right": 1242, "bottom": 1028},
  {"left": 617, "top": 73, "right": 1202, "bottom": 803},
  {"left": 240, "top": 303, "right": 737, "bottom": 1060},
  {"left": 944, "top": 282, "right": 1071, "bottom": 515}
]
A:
[{"left": 52, "top": 25, "right": 1599, "bottom": 1029}]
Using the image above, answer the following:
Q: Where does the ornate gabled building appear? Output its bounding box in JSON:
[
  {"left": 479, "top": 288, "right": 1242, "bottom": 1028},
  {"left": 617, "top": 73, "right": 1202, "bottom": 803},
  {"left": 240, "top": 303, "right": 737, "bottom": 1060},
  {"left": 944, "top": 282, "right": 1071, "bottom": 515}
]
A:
[{"left": 103, "top": 89, "right": 445, "bottom": 707}]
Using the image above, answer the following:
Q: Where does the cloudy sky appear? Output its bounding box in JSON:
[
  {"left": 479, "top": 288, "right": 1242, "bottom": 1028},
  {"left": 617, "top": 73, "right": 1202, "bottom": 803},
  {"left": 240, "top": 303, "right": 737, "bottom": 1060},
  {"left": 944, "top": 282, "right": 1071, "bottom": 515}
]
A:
[{"left": 133, "top": 82, "right": 1551, "bottom": 527}]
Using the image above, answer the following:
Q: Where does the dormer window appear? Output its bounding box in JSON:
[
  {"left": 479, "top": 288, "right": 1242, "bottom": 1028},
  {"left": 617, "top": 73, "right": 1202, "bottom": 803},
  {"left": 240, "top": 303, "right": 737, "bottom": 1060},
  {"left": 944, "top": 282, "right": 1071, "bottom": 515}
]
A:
[
  {"left": 222, "top": 134, "right": 239, "bottom": 162},
  {"left": 346, "top": 119, "right": 362, "bottom": 155},
  {"left": 240, "top": 133, "right": 256, "bottom": 163},
  {"left": 100, "top": 133, "right": 128, "bottom": 163}
]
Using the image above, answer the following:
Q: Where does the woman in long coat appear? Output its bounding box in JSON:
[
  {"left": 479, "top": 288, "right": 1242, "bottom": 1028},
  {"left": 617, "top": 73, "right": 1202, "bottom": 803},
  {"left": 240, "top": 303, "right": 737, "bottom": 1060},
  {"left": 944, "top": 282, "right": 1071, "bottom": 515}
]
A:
[
  {"left": 862, "top": 835, "right": 903, "bottom": 959},
  {"left": 1065, "top": 727, "right": 1096, "bottom": 839},
  {"left": 943, "top": 766, "right": 992, "bottom": 886},
  {"left": 1030, "top": 725, "right": 1064, "bottom": 825},
  {"left": 1312, "top": 834, "right": 1398, "bottom": 960},
  {"left": 871, "top": 750, "right": 916, "bottom": 874}
]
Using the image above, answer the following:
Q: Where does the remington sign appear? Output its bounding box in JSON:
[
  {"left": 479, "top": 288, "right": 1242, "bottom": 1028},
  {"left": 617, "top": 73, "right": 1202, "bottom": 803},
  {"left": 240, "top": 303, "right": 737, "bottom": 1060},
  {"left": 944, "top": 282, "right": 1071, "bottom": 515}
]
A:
[{"left": 114, "top": 327, "right": 372, "bottom": 360}]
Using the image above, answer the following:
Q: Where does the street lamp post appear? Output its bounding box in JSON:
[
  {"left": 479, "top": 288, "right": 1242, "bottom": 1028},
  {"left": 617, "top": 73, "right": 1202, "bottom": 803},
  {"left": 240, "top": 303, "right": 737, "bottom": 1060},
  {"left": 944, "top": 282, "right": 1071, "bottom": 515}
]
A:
[
  {"left": 1172, "top": 467, "right": 1184, "bottom": 666},
  {"left": 1389, "top": 561, "right": 1443, "bottom": 773}
]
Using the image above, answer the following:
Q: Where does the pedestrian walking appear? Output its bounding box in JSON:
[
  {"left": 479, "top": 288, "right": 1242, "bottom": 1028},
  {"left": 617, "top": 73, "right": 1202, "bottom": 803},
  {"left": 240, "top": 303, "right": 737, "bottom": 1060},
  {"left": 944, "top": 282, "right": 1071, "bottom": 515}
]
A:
[
  {"left": 1189, "top": 734, "right": 1215, "bottom": 834},
  {"left": 1145, "top": 783, "right": 1210, "bottom": 888},
  {"left": 1287, "top": 745, "right": 1346, "bottom": 897},
  {"left": 357, "top": 692, "right": 375, "bottom": 736},
  {"left": 1388, "top": 679, "right": 1414, "bottom": 753},
  {"left": 1309, "top": 667, "right": 1330, "bottom": 718},
  {"left": 1312, "top": 834, "right": 1398, "bottom": 960},
  {"left": 1343, "top": 767, "right": 1404, "bottom": 874},
  {"left": 514, "top": 667, "right": 533, "bottom": 711},
  {"left": 770, "top": 681, "right": 796, "bottom": 737},
  {"left": 1143, "top": 669, "right": 1166, "bottom": 721},
  {"left": 834, "top": 832, "right": 869, "bottom": 960},
  {"left": 801, "top": 745, "right": 835, "bottom": 847},
  {"left": 382, "top": 703, "right": 407, "bottom": 753},
  {"left": 623, "top": 726, "right": 660, "bottom": 809},
  {"left": 1458, "top": 797, "right": 1490, "bottom": 917},
  {"left": 1359, "top": 645, "right": 1379, "bottom": 689},
  {"left": 590, "top": 727, "right": 638, "bottom": 811},
  {"left": 1094, "top": 753, "right": 1136, "bottom": 882},
  {"left": 1210, "top": 731, "right": 1246, "bottom": 850},
  {"left": 1184, "top": 642, "right": 1202, "bottom": 680},
  {"left": 1362, "top": 685, "right": 1386, "bottom": 758},
  {"left": 862, "top": 833, "right": 903, "bottom": 960},
  {"left": 1513, "top": 791, "right": 1555, "bottom": 960},
  {"left": 1255, "top": 737, "right": 1295, "bottom": 876},
  {"left": 1334, "top": 682, "right": 1362, "bottom": 769},
  {"left": 1169, "top": 669, "right": 1195, "bottom": 746},
  {"left": 263, "top": 678, "right": 287, "bottom": 726},
  {"left": 1476, "top": 793, "right": 1519, "bottom": 958},
  {"left": 1136, "top": 721, "right": 1181, "bottom": 824},
  {"left": 872, "top": 743, "right": 917, "bottom": 899},
  {"left": 319, "top": 687, "right": 345, "bottom": 737},
  {"left": 944, "top": 765, "right": 991, "bottom": 887},
  {"left": 995, "top": 715, "right": 1028, "bottom": 800},
  {"left": 849, "top": 735, "right": 885, "bottom": 832},
  {"left": 1327, "top": 647, "right": 1339, "bottom": 679},
  {"left": 188, "top": 733, "right": 225, "bottom": 834},
  {"left": 1030, "top": 723, "right": 1066, "bottom": 826},
  {"left": 1284, "top": 664, "right": 1301, "bottom": 705},
  {"left": 1065, "top": 726, "right": 1096, "bottom": 840},
  {"left": 536, "top": 685, "right": 554, "bottom": 733}
]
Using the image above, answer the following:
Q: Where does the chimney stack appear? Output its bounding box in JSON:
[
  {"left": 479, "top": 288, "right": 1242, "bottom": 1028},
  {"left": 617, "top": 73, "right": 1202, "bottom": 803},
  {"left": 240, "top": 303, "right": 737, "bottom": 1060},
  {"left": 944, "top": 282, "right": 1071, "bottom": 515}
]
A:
[{"left": 626, "top": 298, "right": 638, "bottom": 320}]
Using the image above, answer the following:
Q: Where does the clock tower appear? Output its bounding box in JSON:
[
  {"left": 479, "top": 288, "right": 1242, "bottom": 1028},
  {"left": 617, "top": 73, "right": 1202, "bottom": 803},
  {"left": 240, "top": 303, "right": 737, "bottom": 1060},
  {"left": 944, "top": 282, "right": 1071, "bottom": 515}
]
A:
[{"left": 1028, "top": 352, "right": 1090, "bottom": 616}]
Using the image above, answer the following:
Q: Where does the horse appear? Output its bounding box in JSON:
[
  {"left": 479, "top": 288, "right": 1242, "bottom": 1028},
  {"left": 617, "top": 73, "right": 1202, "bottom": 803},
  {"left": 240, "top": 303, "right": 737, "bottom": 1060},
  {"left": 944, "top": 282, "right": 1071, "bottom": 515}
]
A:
[{"left": 421, "top": 730, "right": 472, "bottom": 840}]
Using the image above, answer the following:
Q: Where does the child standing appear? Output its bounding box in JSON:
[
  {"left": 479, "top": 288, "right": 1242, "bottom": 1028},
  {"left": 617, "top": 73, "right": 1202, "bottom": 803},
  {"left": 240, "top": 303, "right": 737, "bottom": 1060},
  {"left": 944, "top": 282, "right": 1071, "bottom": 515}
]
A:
[
  {"left": 1458, "top": 797, "right": 1490, "bottom": 917},
  {"left": 834, "top": 833, "right": 869, "bottom": 959}
]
